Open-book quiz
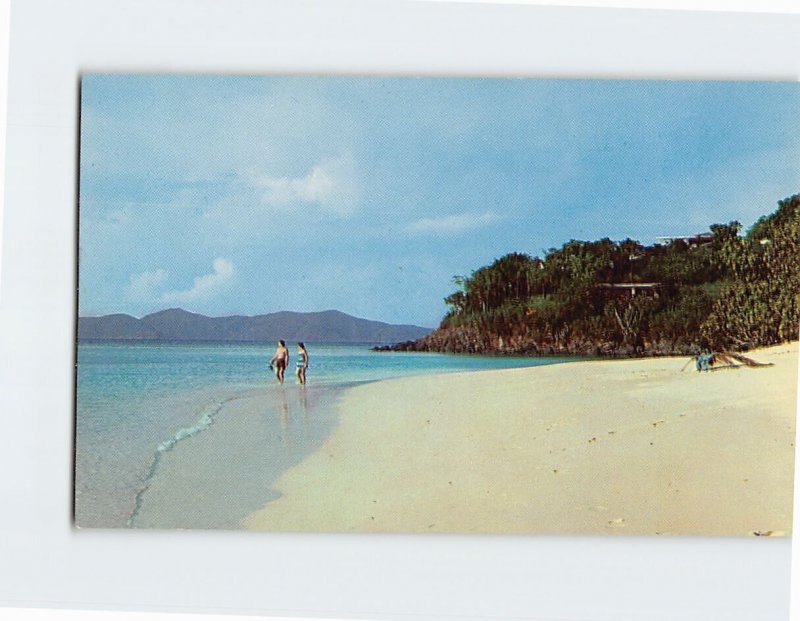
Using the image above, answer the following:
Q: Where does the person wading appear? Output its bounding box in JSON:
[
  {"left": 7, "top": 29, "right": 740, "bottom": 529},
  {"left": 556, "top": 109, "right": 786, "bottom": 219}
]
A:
[
  {"left": 269, "top": 340, "right": 289, "bottom": 384},
  {"left": 296, "top": 342, "right": 309, "bottom": 385}
]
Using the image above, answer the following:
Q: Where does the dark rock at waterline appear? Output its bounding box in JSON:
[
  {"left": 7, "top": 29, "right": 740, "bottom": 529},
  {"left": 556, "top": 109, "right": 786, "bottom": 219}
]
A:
[{"left": 372, "top": 325, "right": 706, "bottom": 358}]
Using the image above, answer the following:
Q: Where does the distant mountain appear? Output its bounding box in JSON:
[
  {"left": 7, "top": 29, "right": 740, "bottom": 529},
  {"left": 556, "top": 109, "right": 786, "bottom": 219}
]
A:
[{"left": 78, "top": 308, "right": 433, "bottom": 343}]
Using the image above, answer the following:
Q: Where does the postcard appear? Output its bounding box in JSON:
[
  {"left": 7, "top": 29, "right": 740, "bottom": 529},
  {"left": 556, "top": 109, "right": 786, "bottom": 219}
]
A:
[{"left": 75, "top": 75, "right": 799, "bottom": 535}]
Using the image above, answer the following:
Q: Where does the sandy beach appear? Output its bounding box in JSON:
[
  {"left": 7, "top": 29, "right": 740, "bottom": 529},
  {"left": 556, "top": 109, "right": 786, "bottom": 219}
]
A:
[{"left": 244, "top": 342, "right": 798, "bottom": 536}]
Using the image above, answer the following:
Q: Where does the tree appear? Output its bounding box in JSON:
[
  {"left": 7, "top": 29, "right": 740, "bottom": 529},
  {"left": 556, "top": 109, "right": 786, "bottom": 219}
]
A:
[{"left": 702, "top": 196, "right": 799, "bottom": 348}]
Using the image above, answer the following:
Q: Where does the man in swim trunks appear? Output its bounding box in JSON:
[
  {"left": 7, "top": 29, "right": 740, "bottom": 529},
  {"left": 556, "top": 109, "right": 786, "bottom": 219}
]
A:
[{"left": 269, "top": 340, "right": 289, "bottom": 384}]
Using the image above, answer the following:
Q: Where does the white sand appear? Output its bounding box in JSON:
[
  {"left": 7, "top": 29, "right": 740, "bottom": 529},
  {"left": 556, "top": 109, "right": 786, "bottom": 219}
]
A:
[{"left": 244, "top": 342, "right": 798, "bottom": 536}]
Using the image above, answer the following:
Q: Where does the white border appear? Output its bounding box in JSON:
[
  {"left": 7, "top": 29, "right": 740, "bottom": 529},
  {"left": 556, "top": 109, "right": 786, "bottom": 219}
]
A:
[
  {"left": 413, "top": 0, "right": 800, "bottom": 12},
  {"left": 1, "top": 2, "right": 798, "bottom": 621},
  {"left": 0, "top": 0, "right": 8, "bottom": 289}
]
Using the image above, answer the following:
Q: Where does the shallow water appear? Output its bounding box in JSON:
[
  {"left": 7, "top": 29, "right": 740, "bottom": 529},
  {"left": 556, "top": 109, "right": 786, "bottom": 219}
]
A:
[{"left": 75, "top": 340, "right": 573, "bottom": 529}]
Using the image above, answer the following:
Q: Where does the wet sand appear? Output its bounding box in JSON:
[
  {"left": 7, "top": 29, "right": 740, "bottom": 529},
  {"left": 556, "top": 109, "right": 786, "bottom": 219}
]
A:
[
  {"left": 129, "top": 385, "right": 342, "bottom": 529},
  {"left": 244, "top": 342, "right": 798, "bottom": 536}
]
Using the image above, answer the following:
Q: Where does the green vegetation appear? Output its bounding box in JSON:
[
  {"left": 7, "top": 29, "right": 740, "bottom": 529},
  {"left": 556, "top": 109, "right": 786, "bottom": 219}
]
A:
[
  {"left": 416, "top": 194, "right": 800, "bottom": 356},
  {"left": 702, "top": 194, "right": 800, "bottom": 349}
]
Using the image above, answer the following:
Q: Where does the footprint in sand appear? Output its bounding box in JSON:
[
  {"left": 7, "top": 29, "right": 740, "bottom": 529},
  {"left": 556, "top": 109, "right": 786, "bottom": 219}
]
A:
[
  {"left": 753, "top": 530, "right": 786, "bottom": 537},
  {"left": 607, "top": 517, "right": 626, "bottom": 528}
]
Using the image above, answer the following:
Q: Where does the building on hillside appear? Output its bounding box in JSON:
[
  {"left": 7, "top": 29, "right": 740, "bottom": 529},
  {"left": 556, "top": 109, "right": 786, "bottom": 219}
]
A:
[
  {"left": 655, "top": 233, "right": 714, "bottom": 248},
  {"left": 596, "top": 282, "right": 663, "bottom": 299}
]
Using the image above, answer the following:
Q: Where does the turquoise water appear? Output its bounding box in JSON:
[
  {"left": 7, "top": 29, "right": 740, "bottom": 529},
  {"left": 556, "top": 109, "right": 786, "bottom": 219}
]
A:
[{"left": 75, "top": 341, "right": 573, "bottom": 529}]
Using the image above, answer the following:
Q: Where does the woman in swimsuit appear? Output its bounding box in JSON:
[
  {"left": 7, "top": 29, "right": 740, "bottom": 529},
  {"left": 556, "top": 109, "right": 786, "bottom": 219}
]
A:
[{"left": 296, "top": 342, "right": 309, "bottom": 385}]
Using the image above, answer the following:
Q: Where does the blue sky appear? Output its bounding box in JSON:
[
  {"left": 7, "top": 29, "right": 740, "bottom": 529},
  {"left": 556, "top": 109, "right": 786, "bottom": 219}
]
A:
[{"left": 79, "top": 75, "right": 799, "bottom": 327}]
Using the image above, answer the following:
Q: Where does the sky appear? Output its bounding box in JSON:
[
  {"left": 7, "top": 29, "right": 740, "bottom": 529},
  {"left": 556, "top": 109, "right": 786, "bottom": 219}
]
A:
[{"left": 78, "top": 75, "right": 800, "bottom": 327}]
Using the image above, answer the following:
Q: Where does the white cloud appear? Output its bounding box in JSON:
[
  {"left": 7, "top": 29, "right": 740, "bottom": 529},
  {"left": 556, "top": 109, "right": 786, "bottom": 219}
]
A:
[
  {"left": 407, "top": 211, "right": 500, "bottom": 235},
  {"left": 158, "top": 258, "right": 235, "bottom": 305},
  {"left": 243, "top": 155, "right": 359, "bottom": 217},
  {"left": 126, "top": 268, "right": 169, "bottom": 300}
]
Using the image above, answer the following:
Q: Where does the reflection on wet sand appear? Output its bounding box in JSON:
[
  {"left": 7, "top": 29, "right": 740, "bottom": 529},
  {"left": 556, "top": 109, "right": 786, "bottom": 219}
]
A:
[
  {"left": 276, "top": 386, "right": 315, "bottom": 447},
  {"left": 277, "top": 388, "right": 291, "bottom": 447}
]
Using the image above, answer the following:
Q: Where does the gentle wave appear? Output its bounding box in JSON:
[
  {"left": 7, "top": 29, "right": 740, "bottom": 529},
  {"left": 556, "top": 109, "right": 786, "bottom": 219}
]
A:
[{"left": 126, "top": 395, "right": 237, "bottom": 527}]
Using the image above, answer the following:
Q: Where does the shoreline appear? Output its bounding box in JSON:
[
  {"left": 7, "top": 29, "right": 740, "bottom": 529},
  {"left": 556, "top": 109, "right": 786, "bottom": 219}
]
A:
[
  {"left": 124, "top": 383, "right": 345, "bottom": 530},
  {"left": 244, "top": 341, "right": 798, "bottom": 536},
  {"left": 74, "top": 341, "right": 573, "bottom": 529}
]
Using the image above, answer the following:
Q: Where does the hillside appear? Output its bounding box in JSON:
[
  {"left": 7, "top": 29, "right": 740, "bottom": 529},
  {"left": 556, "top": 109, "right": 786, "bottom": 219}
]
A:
[
  {"left": 78, "top": 308, "right": 432, "bottom": 344},
  {"left": 382, "top": 194, "right": 800, "bottom": 357}
]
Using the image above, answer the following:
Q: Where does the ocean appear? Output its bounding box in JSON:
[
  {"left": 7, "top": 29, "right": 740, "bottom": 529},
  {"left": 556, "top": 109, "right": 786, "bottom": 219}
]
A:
[{"left": 75, "top": 341, "right": 573, "bottom": 529}]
